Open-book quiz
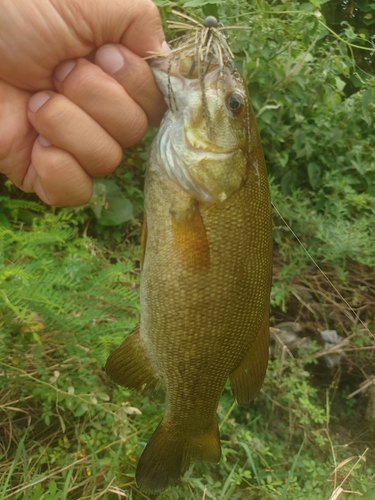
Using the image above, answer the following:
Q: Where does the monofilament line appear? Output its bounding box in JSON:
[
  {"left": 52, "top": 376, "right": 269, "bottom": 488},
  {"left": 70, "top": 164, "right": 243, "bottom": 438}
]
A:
[{"left": 271, "top": 201, "right": 374, "bottom": 340}]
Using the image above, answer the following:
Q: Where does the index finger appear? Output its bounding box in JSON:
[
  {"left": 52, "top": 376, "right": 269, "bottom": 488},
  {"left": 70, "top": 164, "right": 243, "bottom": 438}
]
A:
[
  {"left": 66, "top": 0, "right": 166, "bottom": 57},
  {"left": 1, "top": 0, "right": 166, "bottom": 90},
  {"left": 94, "top": 45, "right": 167, "bottom": 126}
]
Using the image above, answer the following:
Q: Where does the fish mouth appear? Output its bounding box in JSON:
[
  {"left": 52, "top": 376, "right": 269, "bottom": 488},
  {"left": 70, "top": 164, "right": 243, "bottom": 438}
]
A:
[
  {"left": 150, "top": 61, "right": 182, "bottom": 97},
  {"left": 151, "top": 53, "right": 244, "bottom": 203},
  {"left": 151, "top": 62, "right": 235, "bottom": 156},
  {"left": 184, "top": 131, "right": 234, "bottom": 156},
  {"left": 150, "top": 58, "right": 223, "bottom": 102},
  {"left": 150, "top": 55, "right": 219, "bottom": 77}
]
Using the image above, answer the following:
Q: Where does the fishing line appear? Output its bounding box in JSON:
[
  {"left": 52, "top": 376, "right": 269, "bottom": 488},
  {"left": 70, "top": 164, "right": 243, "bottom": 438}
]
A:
[{"left": 271, "top": 201, "right": 374, "bottom": 340}]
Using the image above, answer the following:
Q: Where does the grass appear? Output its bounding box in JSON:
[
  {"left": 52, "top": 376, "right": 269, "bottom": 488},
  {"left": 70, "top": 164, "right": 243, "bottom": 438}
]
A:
[{"left": 1, "top": 217, "right": 374, "bottom": 499}]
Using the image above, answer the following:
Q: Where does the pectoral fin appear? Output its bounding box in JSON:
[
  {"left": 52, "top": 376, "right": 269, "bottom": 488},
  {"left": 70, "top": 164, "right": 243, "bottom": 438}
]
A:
[
  {"left": 170, "top": 198, "right": 209, "bottom": 272},
  {"left": 229, "top": 316, "right": 270, "bottom": 404},
  {"left": 105, "top": 324, "right": 159, "bottom": 391}
]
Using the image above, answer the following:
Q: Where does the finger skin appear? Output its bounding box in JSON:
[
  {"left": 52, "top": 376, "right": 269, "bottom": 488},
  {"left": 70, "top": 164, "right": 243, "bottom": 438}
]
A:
[
  {"left": 0, "top": 81, "right": 37, "bottom": 187},
  {"left": 0, "top": 0, "right": 165, "bottom": 90},
  {"left": 23, "top": 141, "right": 93, "bottom": 206},
  {"left": 0, "top": 0, "right": 166, "bottom": 206},
  {"left": 27, "top": 91, "right": 123, "bottom": 177},
  {"left": 94, "top": 45, "right": 167, "bottom": 127},
  {"left": 53, "top": 56, "right": 153, "bottom": 146}
]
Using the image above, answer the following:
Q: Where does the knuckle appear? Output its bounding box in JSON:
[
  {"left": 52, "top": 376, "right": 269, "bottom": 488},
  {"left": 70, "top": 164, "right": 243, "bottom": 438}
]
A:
[
  {"left": 146, "top": 0, "right": 160, "bottom": 18},
  {"left": 121, "top": 112, "right": 148, "bottom": 147},
  {"left": 95, "top": 141, "right": 123, "bottom": 175},
  {"left": 37, "top": 153, "right": 93, "bottom": 207},
  {"left": 40, "top": 96, "right": 71, "bottom": 132},
  {"left": 64, "top": 63, "right": 110, "bottom": 99}
]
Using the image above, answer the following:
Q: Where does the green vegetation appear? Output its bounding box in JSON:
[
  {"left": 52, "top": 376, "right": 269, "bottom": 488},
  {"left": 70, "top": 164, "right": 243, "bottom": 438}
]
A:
[{"left": 1, "top": 1, "right": 375, "bottom": 499}]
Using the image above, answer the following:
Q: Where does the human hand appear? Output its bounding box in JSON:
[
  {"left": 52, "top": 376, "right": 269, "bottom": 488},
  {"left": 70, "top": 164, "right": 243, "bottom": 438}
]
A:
[{"left": 0, "top": 0, "right": 167, "bottom": 206}]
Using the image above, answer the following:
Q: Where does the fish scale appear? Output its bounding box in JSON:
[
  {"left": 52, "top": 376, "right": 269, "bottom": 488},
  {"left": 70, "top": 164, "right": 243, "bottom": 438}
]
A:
[{"left": 106, "top": 17, "right": 272, "bottom": 496}]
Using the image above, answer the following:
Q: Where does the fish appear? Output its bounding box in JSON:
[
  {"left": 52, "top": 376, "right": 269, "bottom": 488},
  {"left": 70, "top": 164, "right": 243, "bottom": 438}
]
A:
[{"left": 106, "top": 14, "right": 273, "bottom": 497}]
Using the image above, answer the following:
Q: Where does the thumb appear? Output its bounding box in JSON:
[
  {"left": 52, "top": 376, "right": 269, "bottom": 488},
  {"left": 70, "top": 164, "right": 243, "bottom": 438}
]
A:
[
  {"left": 64, "top": 0, "right": 166, "bottom": 56},
  {"left": 0, "top": 0, "right": 166, "bottom": 89}
]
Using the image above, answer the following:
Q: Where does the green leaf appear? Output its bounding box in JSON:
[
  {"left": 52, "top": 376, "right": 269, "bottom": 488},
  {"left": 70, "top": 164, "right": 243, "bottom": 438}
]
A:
[
  {"left": 335, "top": 76, "right": 346, "bottom": 92},
  {"left": 74, "top": 405, "right": 87, "bottom": 417},
  {"left": 361, "top": 89, "right": 373, "bottom": 124},
  {"left": 308, "top": 162, "right": 321, "bottom": 189},
  {"left": 48, "top": 480, "right": 57, "bottom": 496},
  {"left": 309, "top": 0, "right": 330, "bottom": 6},
  {"left": 91, "top": 179, "right": 134, "bottom": 226},
  {"left": 202, "top": 3, "right": 219, "bottom": 18},
  {"left": 281, "top": 171, "right": 298, "bottom": 194},
  {"left": 98, "top": 198, "right": 134, "bottom": 226},
  {"left": 58, "top": 414, "right": 66, "bottom": 434},
  {"left": 182, "top": 0, "right": 220, "bottom": 7},
  {"left": 344, "top": 27, "right": 357, "bottom": 40}
]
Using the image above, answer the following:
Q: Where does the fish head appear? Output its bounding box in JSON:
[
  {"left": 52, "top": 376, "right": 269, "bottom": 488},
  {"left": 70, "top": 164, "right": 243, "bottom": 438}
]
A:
[{"left": 151, "top": 53, "right": 252, "bottom": 203}]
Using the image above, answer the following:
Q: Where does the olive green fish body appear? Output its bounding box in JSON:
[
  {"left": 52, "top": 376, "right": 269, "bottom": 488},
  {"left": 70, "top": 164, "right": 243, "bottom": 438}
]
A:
[
  {"left": 143, "top": 133, "right": 271, "bottom": 417},
  {"left": 106, "top": 47, "right": 272, "bottom": 496}
]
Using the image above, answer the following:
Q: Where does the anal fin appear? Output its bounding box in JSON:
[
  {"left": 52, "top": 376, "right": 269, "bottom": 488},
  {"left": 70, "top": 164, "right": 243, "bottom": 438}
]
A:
[
  {"left": 105, "top": 324, "right": 159, "bottom": 391},
  {"left": 230, "top": 316, "right": 270, "bottom": 404}
]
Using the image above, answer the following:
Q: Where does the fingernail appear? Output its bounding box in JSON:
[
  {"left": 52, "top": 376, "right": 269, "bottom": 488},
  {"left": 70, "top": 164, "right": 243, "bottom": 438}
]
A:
[
  {"left": 55, "top": 59, "right": 77, "bottom": 82},
  {"left": 96, "top": 45, "right": 125, "bottom": 74},
  {"left": 22, "top": 163, "right": 37, "bottom": 193},
  {"left": 162, "top": 41, "right": 171, "bottom": 53},
  {"left": 38, "top": 135, "right": 52, "bottom": 147},
  {"left": 28, "top": 92, "right": 51, "bottom": 112}
]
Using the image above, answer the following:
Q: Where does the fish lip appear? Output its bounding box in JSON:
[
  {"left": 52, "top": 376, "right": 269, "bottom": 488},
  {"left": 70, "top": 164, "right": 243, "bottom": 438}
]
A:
[
  {"left": 184, "top": 132, "right": 235, "bottom": 157},
  {"left": 150, "top": 57, "right": 223, "bottom": 99},
  {"left": 150, "top": 56, "right": 190, "bottom": 79}
]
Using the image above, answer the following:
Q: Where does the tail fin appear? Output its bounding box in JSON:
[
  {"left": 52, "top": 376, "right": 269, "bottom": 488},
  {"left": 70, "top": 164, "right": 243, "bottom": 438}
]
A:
[
  {"left": 136, "top": 418, "right": 221, "bottom": 496},
  {"left": 105, "top": 324, "right": 159, "bottom": 391}
]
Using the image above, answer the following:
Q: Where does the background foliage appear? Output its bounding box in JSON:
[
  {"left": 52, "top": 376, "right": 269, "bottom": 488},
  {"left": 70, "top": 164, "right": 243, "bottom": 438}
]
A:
[{"left": 1, "top": 0, "right": 375, "bottom": 499}]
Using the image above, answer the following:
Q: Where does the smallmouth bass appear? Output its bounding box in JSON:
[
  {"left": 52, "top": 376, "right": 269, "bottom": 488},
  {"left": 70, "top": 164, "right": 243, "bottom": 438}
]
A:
[{"left": 106, "top": 16, "right": 273, "bottom": 496}]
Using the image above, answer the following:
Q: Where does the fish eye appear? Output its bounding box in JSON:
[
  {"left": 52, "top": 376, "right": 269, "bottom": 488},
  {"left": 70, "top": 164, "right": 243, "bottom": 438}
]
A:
[{"left": 225, "top": 92, "right": 245, "bottom": 116}]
